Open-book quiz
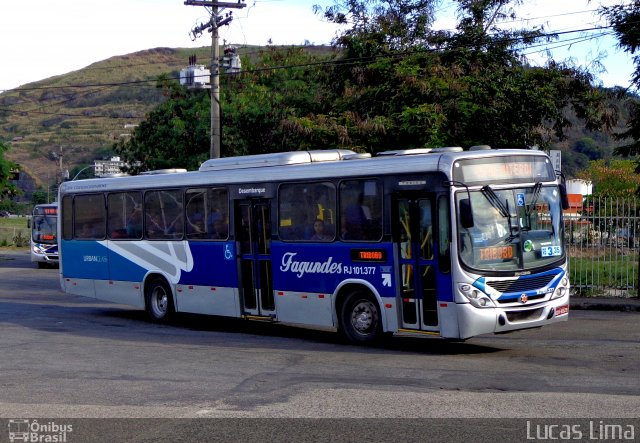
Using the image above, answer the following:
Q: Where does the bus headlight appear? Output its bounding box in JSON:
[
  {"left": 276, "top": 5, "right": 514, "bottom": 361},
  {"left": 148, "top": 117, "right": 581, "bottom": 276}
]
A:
[
  {"left": 458, "top": 283, "right": 495, "bottom": 308},
  {"left": 551, "top": 277, "right": 569, "bottom": 300}
]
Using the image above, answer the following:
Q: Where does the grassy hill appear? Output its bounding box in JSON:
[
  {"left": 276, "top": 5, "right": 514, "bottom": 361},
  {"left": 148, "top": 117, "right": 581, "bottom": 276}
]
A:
[{"left": 0, "top": 46, "right": 216, "bottom": 186}]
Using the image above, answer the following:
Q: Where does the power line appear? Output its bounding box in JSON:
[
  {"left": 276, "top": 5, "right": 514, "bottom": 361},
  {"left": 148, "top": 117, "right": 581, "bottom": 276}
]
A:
[{"left": 2, "top": 23, "right": 620, "bottom": 93}]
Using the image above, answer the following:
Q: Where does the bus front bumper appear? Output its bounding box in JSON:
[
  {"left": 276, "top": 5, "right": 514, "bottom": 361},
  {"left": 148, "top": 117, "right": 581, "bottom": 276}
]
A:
[{"left": 455, "top": 294, "right": 570, "bottom": 339}]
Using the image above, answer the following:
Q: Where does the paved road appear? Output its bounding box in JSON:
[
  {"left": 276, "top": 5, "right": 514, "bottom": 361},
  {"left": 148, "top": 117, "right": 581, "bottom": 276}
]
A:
[{"left": 1, "top": 249, "right": 639, "bottom": 441}]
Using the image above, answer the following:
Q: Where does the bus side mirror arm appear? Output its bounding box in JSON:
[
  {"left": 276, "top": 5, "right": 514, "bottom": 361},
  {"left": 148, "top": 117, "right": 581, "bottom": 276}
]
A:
[{"left": 445, "top": 180, "right": 474, "bottom": 228}]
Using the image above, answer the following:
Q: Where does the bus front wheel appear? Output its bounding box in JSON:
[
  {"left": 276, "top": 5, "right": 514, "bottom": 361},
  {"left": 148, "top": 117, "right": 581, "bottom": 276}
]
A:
[
  {"left": 145, "top": 278, "right": 174, "bottom": 322},
  {"left": 339, "top": 291, "right": 382, "bottom": 344}
]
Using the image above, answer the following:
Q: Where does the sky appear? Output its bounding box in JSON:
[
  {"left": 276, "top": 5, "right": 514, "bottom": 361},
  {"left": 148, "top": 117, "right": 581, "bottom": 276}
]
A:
[{"left": 0, "top": 0, "right": 635, "bottom": 93}]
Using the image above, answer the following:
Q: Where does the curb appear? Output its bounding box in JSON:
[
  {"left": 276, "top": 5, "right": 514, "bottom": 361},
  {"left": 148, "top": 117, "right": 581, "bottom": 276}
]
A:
[{"left": 570, "top": 297, "right": 640, "bottom": 312}]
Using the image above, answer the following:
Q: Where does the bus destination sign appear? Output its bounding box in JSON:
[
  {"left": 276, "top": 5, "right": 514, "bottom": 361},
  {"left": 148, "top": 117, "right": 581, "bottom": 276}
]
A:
[
  {"left": 350, "top": 249, "right": 387, "bottom": 262},
  {"left": 478, "top": 245, "right": 514, "bottom": 262},
  {"left": 34, "top": 207, "right": 58, "bottom": 216},
  {"left": 454, "top": 156, "right": 555, "bottom": 184}
]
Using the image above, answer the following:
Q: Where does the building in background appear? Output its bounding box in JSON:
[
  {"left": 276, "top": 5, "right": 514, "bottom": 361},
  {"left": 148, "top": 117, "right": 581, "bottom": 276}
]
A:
[{"left": 94, "top": 157, "right": 126, "bottom": 177}]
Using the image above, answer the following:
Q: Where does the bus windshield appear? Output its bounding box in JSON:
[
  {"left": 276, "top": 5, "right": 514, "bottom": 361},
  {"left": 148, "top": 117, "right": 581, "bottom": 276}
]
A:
[
  {"left": 32, "top": 212, "right": 57, "bottom": 244},
  {"left": 457, "top": 184, "right": 563, "bottom": 272}
]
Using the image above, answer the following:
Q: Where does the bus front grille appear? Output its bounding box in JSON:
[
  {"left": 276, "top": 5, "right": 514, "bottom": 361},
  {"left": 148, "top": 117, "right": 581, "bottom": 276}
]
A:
[
  {"left": 505, "top": 308, "right": 544, "bottom": 323},
  {"left": 487, "top": 274, "right": 555, "bottom": 293}
]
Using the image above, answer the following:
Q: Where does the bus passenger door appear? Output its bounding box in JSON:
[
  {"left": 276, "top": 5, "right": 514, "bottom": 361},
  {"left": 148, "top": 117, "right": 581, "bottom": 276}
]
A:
[
  {"left": 394, "top": 196, "right": 439, "bottom": 331},
  {"left": 235, "top": 199, "right": 275, "bottom": 318}
]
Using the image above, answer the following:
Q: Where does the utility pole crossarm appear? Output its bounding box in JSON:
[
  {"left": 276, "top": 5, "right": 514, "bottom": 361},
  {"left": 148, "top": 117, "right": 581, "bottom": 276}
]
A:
[{"left": 184, "top": 1, "right": 246, "bottom": 8}]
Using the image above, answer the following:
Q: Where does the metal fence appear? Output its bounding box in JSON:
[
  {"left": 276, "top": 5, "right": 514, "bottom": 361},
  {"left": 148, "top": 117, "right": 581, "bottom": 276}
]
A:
[{"left": 565, "top": 196, "right": 639, "bottom": 297}]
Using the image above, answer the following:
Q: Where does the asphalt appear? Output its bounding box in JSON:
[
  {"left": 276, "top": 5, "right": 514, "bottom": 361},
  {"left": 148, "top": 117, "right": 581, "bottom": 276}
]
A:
[{"left": 2, "top": 247, "right": 639, "bottom": 312}]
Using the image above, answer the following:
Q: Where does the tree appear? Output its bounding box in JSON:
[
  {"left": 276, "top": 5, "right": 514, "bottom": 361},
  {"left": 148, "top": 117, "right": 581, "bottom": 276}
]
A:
[
  {"left": 601, "top": 2, "right": 640, "bottom": 163},
  {"left": 290, "top": 0, "right": 616, "bottom": 153},
  {"left": 0, "top": 141, "right": 19, "bottom": 199},
  {"left": 31, "top": 189, "right": 48, "bottom": 206},
  {"left": 576, "top": 159, "right": 640, "bottom": 197},
  {"left": 222, "top": 46, "right": 335, "bottom": 154},
  {"left": 114, "top": 75, "right": 210, "bottom": 173},
  {"left": 574, "top": 136, "right": 611, "bottom": 161}
]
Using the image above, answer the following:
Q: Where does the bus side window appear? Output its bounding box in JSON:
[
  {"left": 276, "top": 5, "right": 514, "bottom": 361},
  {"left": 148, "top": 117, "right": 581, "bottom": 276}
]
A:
[
  {"left": 339, "top": 179, "right": 382, "bottom": 241},
  {"left": 279, "top": 182, "right": 336, "bottom": 242},
  {"left": 278, "top": 182, "right": 336, "bottom": 242},
  {"left": 185, "top": 189, "right": 207, "bottom": 239},
  {"left": 208, "top": 188, "right": 229, "bottom": 240},
  {"left": 107, "top": 192, "right": 142, "bottom": 239},
  {"left": 144, "top": 190, "right": 184, "bottom": 240},
  {"left": 185, "top": 187, "right": 229, "bottom": 240},
  {"left": 62, "top": 196, "right": 73, "bottom": 240},
  {"left": 73, "top": 194, "right": 106, "bottom": 240}
]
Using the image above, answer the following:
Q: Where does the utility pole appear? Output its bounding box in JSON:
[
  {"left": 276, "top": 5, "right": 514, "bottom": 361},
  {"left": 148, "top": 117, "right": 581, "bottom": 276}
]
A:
[{"left": 184, "top": 1, "right": 246, "bottom": 159}]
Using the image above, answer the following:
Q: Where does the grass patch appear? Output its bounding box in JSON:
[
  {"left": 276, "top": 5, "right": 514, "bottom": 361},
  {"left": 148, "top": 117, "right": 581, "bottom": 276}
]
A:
[
  {"left": 569, "top": 256, "right": 638, "bottom": 297},
  {"left": 0, "top": 217, "right": 30, "bottom": 248}
]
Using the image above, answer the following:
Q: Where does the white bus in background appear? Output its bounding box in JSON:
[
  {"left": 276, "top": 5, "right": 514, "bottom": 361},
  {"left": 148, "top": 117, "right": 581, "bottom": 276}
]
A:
[{"left": 29, "top": 203, "right": 59, "bottom": 268}]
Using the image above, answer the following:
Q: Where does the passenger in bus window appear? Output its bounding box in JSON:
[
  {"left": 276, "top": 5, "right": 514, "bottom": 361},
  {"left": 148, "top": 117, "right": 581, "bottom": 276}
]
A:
[
  {"left": 126, "top": 205, "right": 143, "bottom": 238},
  {"left": 344, "top": 194, "right": 369, "bottom": 240},
  {"left": 210, "top": 217, "right": 229, "bottom": 239},
  {"left": 206, "top": 208, "right": 222, "bottom": 232},
  {"left": 187, "top": 213, "right": 207, "bottom": 238},
  {"left": 146, "top": 212, "right": 165, "bottom": 238},
  {"left": 77, "top": 223, "right": 97, "bottom": 239},
  {"left": 310, "top": 219, "right": 331, "bottom": 241}
]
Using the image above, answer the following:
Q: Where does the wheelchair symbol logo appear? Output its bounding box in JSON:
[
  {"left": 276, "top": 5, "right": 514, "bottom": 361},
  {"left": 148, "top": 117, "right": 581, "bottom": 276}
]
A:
[
  {"left": 517, "top": 193, "right": 525, "bottom": 207},
  {"left": 224, "top": 244, "right": 234, "bottom": 260}
]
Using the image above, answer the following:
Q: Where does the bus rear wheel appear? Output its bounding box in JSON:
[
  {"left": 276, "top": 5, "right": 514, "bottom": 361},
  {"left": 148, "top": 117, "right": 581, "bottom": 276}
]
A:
[
  {"left": 339, "top": 291, "right": 382, "bottom": 344},
  {"left": 145, "top": 277, "right": 174, "bottom": 322}
]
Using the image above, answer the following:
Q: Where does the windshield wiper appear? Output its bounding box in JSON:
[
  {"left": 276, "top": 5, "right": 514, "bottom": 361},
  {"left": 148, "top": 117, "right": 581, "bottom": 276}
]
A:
[
  {"left": 481, "top": 185, "right": 509, "bottom": 217},
  {"left": 526, "top": 182, "right": 542, "bottom": 218}
]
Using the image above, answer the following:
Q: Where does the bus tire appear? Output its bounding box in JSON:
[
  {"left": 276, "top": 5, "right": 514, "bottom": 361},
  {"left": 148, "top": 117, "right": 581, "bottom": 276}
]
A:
[
  {"left": 145, "top": 277, "right": 174, "bottom": 322},
  {"left": 339, "top": 290, "right": 382, "bottom": 344}
]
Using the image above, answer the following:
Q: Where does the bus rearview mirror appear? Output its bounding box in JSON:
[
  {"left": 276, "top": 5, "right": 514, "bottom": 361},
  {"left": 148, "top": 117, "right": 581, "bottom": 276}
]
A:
[
  {"left": 459, "top": 198, "right": 474, "bottom": 228},
  {"left": 559, "top": 183, "right": 569, "bottom": 210}
]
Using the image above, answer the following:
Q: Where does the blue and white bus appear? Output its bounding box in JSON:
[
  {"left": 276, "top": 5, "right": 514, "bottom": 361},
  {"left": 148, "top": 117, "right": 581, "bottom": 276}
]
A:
[
  {"left": 30, "top": 203, "right": 59, "bottom": 268},
  {"left": 58, "top": 147, "right": 570, "bottom": 343}
]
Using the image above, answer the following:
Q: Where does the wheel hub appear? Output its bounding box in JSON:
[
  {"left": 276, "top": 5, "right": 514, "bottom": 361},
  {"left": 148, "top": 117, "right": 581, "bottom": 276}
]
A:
[
  {"left": 352, "top": 302, "right": 374, "bottom": 332},
  {"left": 154, "top": 290, "right": 167, "bottom": 313}
]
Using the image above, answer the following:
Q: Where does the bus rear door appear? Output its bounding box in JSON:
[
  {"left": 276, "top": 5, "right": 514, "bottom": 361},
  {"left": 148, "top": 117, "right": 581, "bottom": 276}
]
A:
[{"left": 235, "top": 199, "right": 275, "bottom": 318}]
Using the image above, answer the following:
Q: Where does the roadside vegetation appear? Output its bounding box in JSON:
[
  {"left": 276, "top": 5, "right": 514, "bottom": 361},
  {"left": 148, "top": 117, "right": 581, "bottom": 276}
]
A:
[{"left": 0, "top": 217, "right": 30, "bottom": 248}]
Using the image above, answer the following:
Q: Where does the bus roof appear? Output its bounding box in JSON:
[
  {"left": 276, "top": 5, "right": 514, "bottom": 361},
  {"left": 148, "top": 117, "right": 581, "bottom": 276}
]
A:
[{"left": 59, "top": 148, "right": 553, "bottom": 195}]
